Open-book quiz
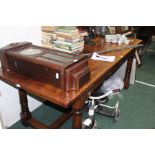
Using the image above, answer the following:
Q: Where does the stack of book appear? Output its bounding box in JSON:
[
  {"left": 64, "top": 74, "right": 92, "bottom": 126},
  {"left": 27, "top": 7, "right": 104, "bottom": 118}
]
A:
[
  {"left": 41, "top": 26, "right": 57, "bottom": 49},
  {"left": 41, "top": 26, "right": 88, "bottom": 54},
  {"left": 53, "top": 26, "right": 87, "bottom": 54}
]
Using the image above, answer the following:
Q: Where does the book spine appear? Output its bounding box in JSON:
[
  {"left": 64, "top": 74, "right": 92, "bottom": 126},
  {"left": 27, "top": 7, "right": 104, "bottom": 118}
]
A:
[
  {"left": 54, "top": 42, "right": 71, "bottom": 50},
  {"left": 41, "top": 26, "right": 56, "bottom": 32},
  {"left": 54, "top": 45, "right": 83, "bottom": 51},
  {"left": 57, "top": 37, "right": 82, "bottom": 43},
  {"left": 80, "top": 31, "right": 88, "bottom": 37},
  {"left": 54, "top": 40, "right": 84, "bottom": 47},
  {"left": 54, "top": 32, "right": 81, "bottom": 39},
  {"left": 54, "top": 47, "right": 79, "bottom": 53},
  {"left": 42, "top": 44, "right": 54, "bottom": 49},
  {"left": 56, "top": 29, "right": 79, "bottom": 34}
]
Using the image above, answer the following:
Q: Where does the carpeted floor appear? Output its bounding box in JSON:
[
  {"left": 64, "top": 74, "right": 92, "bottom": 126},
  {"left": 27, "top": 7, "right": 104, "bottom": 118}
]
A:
[{"left": 10, "top": 42, "right": 155, "bottom": 129}]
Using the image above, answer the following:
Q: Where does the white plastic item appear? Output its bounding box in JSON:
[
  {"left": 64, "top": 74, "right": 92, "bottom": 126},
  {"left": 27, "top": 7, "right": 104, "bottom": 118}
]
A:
[
  {"left": 130, "top": 58, "right": 136, "bottom": 84},
  {"left": 125, "top": 40, "right": 130, "bottom": 45},
  {"left": 101, "top": 77, "right": 124, "bottom": 93},
  {"left": 105, "top": 35, "right": 111, "bottom": 42}
]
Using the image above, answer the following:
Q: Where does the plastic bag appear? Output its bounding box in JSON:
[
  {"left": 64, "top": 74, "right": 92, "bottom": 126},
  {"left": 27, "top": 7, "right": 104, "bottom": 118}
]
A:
[{"left": 101, "top": 76, "right": 124, "bottom": 93}]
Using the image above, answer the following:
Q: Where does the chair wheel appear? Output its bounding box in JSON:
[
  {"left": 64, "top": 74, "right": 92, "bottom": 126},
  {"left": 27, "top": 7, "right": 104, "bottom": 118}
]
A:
[
  {"left": 82, "top": 118, "right": 97, "bottom": 129},
  {"left": 114, "top": 109, "right": 120, "bottom": 122}
]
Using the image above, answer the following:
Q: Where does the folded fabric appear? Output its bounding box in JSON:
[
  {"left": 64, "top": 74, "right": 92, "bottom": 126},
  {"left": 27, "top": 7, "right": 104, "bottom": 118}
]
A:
[{"left": 91, "top": 52, "right": 115, "bottom": 62}]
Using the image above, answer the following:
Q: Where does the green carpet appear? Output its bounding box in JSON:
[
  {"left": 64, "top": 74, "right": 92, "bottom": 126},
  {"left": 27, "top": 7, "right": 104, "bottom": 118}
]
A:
[
  {"left": 136, "top": 44, "right": 155, "bottom": 85},
  {"left": 10, "top": 103, "right": 72, "bottom": 129},
  {"left": 10, "top": 42, "right": 155, "bottom": 129}
]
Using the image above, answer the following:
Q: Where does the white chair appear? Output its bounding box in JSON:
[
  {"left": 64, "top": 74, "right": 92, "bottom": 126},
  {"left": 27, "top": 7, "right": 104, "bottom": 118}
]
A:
[{"left": 82, "top": 89, "right": 120, "bottom": 129}]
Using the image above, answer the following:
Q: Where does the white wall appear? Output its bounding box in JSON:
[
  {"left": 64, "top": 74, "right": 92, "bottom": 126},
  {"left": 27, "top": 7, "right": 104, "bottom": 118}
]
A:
[
  {"left": 0, "top": 26, "right": 42, "bottom": 47},
  {"left": 0, "top": 26, "right": 43, "bottom": 128}
]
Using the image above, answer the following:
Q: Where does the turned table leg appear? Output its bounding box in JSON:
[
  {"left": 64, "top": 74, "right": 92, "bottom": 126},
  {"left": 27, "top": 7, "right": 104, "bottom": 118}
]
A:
[
  {"left": 124, "top": 55, "right": 134, "bottom": 89},
  {"left": 18, "top": 88, "right": 32, "bottom": 126},
  {"left": 72, "top": 94, "right": 88, "bottom": 129}
]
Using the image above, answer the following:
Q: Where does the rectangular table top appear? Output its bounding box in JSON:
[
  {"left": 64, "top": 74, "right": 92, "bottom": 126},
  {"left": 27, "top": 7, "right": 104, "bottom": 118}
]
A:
[{"left": 0, "top": 38, "right": 142, "bottom": 108}]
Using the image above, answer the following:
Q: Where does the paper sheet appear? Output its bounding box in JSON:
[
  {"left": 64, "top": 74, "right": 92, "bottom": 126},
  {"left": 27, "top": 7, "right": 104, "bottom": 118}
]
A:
[{"left": 91, "top": 52, "right": 115, "bottom": 62}]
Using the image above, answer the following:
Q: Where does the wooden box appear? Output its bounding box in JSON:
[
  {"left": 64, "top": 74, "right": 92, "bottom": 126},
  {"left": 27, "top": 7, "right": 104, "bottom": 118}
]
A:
[{"left": 0, "top": 42, "right": 90, "bottom": 91}]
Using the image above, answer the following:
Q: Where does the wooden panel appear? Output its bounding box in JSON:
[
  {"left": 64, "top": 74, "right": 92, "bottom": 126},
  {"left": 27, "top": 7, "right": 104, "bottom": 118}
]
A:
[
  {"left": 26, "top": 118, "right": 48, "bottom": 129},
  {"left": 0, "top": 42, "right": 90, "bottom": 91}
]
